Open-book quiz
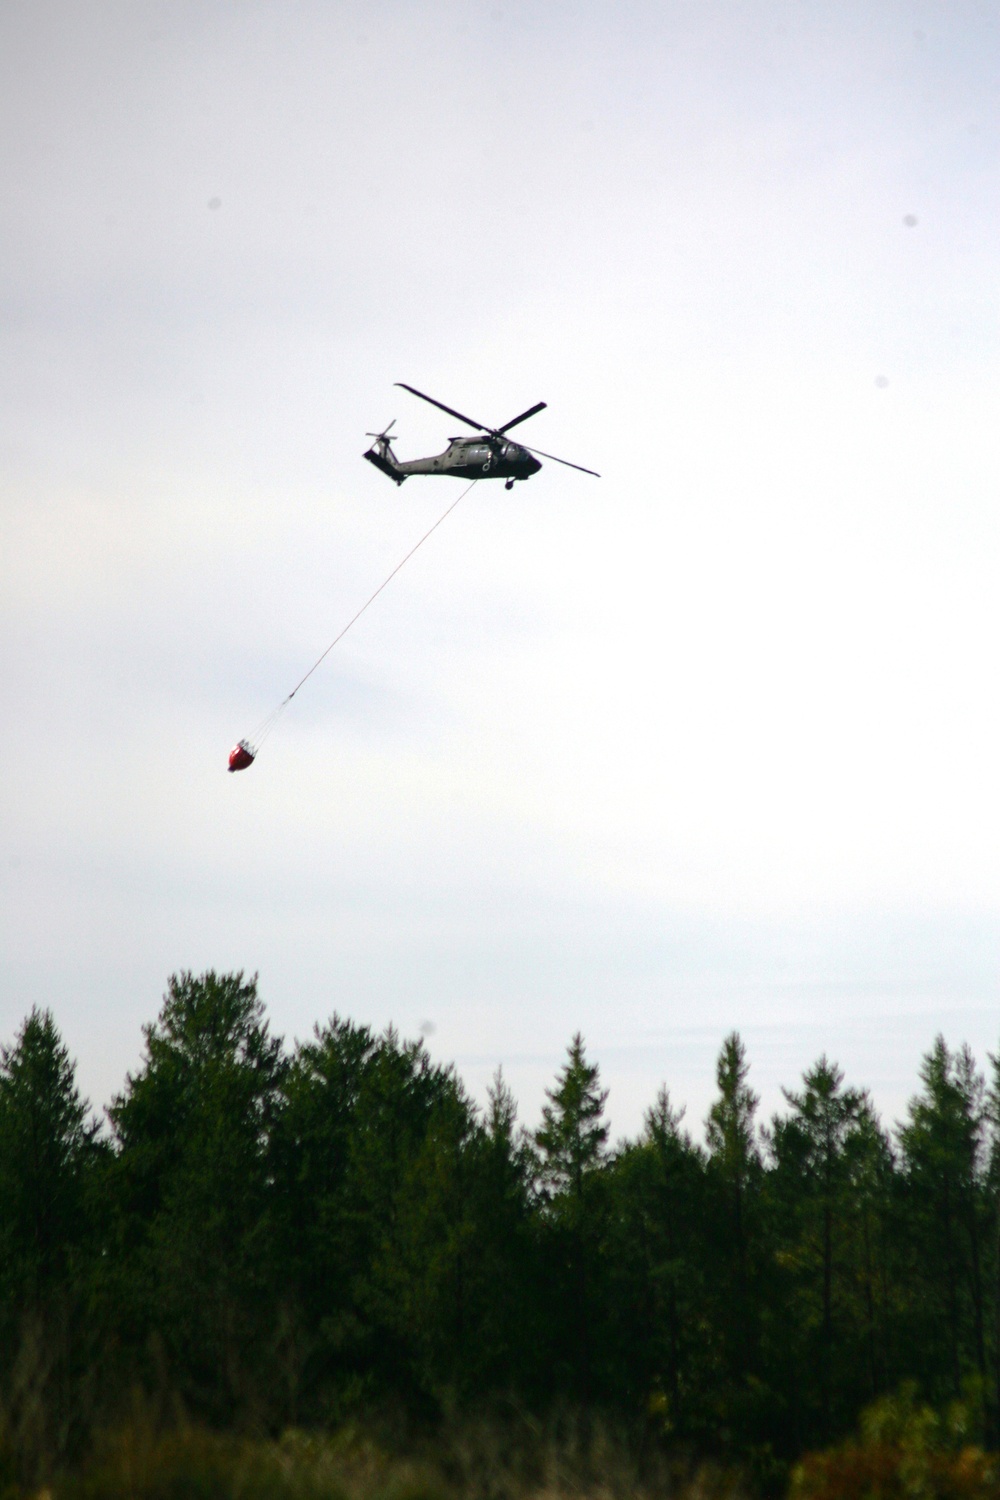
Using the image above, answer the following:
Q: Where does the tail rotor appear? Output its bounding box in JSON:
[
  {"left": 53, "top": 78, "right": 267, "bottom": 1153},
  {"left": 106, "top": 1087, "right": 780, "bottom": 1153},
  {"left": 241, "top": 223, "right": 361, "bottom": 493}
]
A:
[{"left": 363, "top": 419, "right": 407, "bottom": 485}]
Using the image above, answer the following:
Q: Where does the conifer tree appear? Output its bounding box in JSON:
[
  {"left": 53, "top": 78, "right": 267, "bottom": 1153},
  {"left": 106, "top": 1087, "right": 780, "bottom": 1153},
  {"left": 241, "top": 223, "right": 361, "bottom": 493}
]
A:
[
  {"left": 705, "top": 1032, "right": 761, "bottom": 1389},
  {"left": 603, "top": 1086, "right": 709, "bottom": 1431},
  {"left": 985, "top": 1042, "right": 1000, "bottom": 1442},
  {"left": 0, "top": 1008, "right": 100, "bottom": 1319},
  {"left": 535, "top": 1034, "right": 609, "bottom": 1398},
  {"left": 367, "top": 1073, "right": 478, "bottom": 1399},
  {"left": 0, "top": 1009, "right": 103, "bottom": 1484},
  {"left": 898, "top": 1036, "right": 988, "bottom": 1404},
  {"left": 771, "top": 1057, "right": 866, "bottom": 1442},
  {"left": 275, "top": 1017, "right": 476, "bottom": 1410},
  {"left": 466, "top": 1070, "right": 543, "bottom": 1395},
  {"left": 535, "top": 1032, "right": 609, "bottom": 1205},
  {"left": 843, "top": 1099, "right": 896, "bottom": 1403},
  {"left": 107, "top": 971, "right": 286, "bottom": 1418}
]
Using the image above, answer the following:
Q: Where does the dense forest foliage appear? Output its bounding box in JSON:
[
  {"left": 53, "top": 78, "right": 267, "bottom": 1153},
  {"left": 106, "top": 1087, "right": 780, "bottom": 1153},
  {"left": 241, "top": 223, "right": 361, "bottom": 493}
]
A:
[{"left": 3, "top": 970, "right": 1000, "bottom": 1489}]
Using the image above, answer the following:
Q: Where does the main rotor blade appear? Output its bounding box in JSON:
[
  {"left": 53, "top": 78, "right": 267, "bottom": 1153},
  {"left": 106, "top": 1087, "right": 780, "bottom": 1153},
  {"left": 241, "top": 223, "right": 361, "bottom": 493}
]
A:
[
  {"left": 395, "top": 383, "right": 490, "bottom": 434},
  {"left": 497, "top": 401, "right": 547, "bottom": 434},
  {"left": 521, "top": 444, "right": 600, "bottom": 478}
]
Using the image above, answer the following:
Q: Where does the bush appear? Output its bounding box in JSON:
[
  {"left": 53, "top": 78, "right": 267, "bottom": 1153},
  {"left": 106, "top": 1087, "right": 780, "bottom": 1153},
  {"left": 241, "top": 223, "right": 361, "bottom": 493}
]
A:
[{"left": 789, "top": 1386, "right": 999, "bottom": 1500}]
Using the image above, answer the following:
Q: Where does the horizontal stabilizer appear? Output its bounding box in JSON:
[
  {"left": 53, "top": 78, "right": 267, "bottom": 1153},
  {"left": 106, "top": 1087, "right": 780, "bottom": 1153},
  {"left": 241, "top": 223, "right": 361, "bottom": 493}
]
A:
[{"left": 364, "top": 446, "right": 406, "bottom": 485}]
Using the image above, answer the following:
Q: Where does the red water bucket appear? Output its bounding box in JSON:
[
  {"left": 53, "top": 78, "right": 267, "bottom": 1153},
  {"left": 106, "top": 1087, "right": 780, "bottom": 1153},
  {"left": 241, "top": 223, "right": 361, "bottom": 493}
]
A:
[{"left": 228, "top": 741, "right": 255, "bottom": 773}]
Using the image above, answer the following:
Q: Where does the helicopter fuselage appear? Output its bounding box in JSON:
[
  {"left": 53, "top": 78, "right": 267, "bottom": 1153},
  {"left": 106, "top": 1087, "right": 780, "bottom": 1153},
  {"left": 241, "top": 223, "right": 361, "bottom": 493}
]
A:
[
  {"left": 401, "top": 436, "right": 541, "bottom": 481},
  {"left": 364, "top": 433, "right": 541, "bottom": 486}
]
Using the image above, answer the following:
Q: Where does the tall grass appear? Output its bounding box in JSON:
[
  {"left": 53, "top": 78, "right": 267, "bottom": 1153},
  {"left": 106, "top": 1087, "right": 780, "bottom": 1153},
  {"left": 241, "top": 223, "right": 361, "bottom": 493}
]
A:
[{"left": 1, "top": 1390, "right": 746, "bottom": 1500}]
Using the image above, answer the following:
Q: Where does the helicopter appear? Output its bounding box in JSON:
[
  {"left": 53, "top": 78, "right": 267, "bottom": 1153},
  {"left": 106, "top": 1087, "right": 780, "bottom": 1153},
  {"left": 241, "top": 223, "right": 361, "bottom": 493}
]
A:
[{"left": 364, "top": 383, "right": 600, "bottom": 490}]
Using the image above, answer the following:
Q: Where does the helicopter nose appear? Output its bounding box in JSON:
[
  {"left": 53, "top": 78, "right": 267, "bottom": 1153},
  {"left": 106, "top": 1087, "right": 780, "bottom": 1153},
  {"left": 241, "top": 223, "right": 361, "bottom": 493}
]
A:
[{"left": 527, "top": 454, "right": 541, "bottom": 474}]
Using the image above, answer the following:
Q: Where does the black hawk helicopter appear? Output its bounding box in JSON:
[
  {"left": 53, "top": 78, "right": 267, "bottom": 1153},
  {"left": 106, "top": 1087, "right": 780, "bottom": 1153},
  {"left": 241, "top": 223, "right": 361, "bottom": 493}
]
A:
[{"left": 364, "top": 383, "right": 600, "bottom": 490}]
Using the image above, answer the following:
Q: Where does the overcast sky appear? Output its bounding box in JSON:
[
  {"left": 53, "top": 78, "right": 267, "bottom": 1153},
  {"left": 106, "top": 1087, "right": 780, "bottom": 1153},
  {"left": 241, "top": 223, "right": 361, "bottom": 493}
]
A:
[{"left": 3, "top": 0, "right": 999, "bottom": 1141}]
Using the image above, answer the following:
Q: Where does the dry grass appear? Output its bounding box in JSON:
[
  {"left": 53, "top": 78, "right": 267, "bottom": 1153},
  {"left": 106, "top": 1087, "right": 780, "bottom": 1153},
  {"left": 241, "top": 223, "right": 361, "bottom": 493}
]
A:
[{"left": 5, "top": 1405, "right": 746, "bottom": 1500}]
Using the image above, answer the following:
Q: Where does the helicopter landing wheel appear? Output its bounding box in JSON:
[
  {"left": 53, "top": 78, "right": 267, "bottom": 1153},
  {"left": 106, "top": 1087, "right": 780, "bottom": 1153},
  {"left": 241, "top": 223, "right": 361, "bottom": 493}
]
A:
[{"left": 505, "top": 478, "right": 515, "bottom": 491}]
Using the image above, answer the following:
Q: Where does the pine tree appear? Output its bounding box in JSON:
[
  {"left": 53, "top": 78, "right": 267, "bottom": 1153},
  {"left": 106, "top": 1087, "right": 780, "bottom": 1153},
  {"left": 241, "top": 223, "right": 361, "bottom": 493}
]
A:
[
  {"left": 0, "top": 1008, "right": 101, "bottom": 1320},
  {"left": 842, "top": 1099, "right": 896, "bottom": 1404},
  {"left": 898, "top": 1036, "right": 988, "bottom": 1404},
  {"left": 274, "top": 1017, "right": 476, "bottom": 1411},
  {"left": 0, "top": 1009, "right": 104, "bottom": 1485},
  {"left": 535, "top": 1032, "right": 609, "bottom": 1205},
  {"left": 771, "top": 1057, "right": 866, "bottom": 1442},
  {"left": 705, "top": 1032, "right": 762, "bottom": 1390},
  {"left": 463, "top": 1069, "right": 543, "bottom": 1395},
  {"left": 535, "top": 1034, "right": 609, "bottom": 1399},
  {"left": 603, "top": 1086, "right": 709, "bottom": 1432},
  {"left": 985, "top": 1042, "right": 1000, "bottom": 1443},
  {"left": 107, "top": 971, "right": 286, "bottom": 1419}
]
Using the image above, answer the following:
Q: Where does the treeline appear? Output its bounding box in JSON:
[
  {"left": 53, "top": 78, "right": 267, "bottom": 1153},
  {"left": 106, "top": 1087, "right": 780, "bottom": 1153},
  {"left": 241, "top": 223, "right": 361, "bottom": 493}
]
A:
[{"left": 2, "top": 970, "right": 1000, "bottom": 1480}]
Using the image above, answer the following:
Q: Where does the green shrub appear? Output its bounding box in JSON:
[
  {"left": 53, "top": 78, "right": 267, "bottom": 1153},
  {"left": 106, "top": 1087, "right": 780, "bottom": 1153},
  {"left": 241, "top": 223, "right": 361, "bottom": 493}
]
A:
[{"left": 789, "top": 1387, "right": 999, "bottom": 1500}]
